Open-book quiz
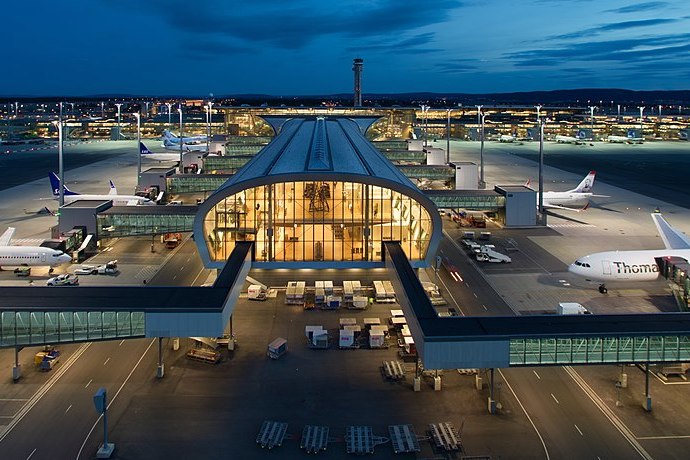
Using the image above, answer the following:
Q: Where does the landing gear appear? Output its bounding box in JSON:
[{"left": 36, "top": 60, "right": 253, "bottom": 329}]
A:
[{"left": 598, "top": 284, "right": 608, "bottom": 294}]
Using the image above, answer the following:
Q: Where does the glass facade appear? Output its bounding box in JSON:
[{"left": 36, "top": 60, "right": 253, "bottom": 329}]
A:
[
  {"left": 510, "top": 335, "right": 690, "bottom": 365},
  {"left": 97, "top": 213, "right": 195, "bottom": 237},
  {"left": 204, "top": 181, "right": 433, "bottom": 263},
  {"left": 0, "top": 310, "right": 145, "bottom": 347}
]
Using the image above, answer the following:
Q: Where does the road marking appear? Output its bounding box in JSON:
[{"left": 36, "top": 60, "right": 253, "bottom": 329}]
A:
[
  {"left": 26, "top": 448, "right": 37, "bottom": 460},
  {"left": 564, "top": 366, "right": 652, "bottom": 460},
  {"left": 533, "top": 370, "right": 541, "bottom": 380},
  {"left": 574, "top": 424, "right": 583, "bottom": 436},
  {"left": 85, "top": 379, "right": 92, "bottom": 389},
  {"left": 0, "top": 399, "right": 29, "bottom": 402},
  {"left": 119, "top": 340, "right": 125, "bottom": 346},
  {"left": 179, "top": 266, "right": 184, "bottom": 271},
  {"left": 0, "top": 342, "right": 92, "bottom": 445},
  {"left": 498, "top": 369, "right": 550, "bottom": 460},
  {"left": 173, "top": 275, "right": 177, "bottom": 280},
  {"left": 191, "top": 268, "right": 207, "bottom": 286},
  {"left": 465, "top": 283, "right": 470, "bottom": 288},
  {"left": 473, "top": 292, "right": 478, "bottom": 298},
  {"left": 637, "top": 434, "right": 690, "bottom": 440},
  {"left": 65, "top": 404, "right": 72, "bottom": 414},
  {"left": 482, "top": 305, "right": 488, "bottom": 311},
  {"left": 435, "top": 270, "right": 465, "bottom": 316},
  {"left": 103, "top": 358, "right": 110, "bottom": 366},
  {"left": 77, "top": 339, "right": 157, "bottom": 460},
  {"left": 551, "top": 393, "right": 560, "bottom": 404}
]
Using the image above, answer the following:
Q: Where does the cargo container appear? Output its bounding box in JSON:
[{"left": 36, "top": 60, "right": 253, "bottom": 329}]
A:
[{"left": 267, "top": 337, "right": 288, "bottom": 359}]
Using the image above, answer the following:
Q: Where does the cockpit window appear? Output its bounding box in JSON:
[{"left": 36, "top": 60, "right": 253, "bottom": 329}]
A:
[{"left": 574, "top": 260, "right": 591, "bottom": 268}]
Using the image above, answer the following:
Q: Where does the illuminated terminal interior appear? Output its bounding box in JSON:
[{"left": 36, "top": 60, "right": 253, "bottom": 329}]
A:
[
  {"left": 194, "top": 116, "right": 442, "bottom": 269},
  {"left": 204, "top": 181, "right": 432, "bottom": 263}
]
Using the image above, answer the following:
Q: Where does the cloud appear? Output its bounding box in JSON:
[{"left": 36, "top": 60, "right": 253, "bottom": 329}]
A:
[
  {"left": 108, "top": 0, "right": 464, "bottom": 50},
  {"left": 507, "top": 31, "right": 690, "bottom": 67},
  {"left": 346, "top": 32, "right": 443, "bottom": 55},
  {"left": 551, "top": 18, "right": 678, "bottom": 40},
  {"left": 604, "top": 2, "right": 669, "bottom": 14},
  {"left": 434, "top": 59, "right": 480, "bottom": 74},
  {"left": 180, "top": 40, "right": 253, "bottom": 61}
]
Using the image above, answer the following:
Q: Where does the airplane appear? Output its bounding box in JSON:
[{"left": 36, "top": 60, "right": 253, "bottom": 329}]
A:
[
  {"left": 569, "top": 213, "right": 690, "bottom": 294},
  {"left": 554, "top": 130, "right": 587, "bottom": 144},
  {"left": 48, "top": 173, "right": 156, "bottom": 206},
  {"left": 498, "top": 134, "right": 517, "bottom": 143},
  {"left": 162, "top": 139, "right": 208, "bottom": 152},
  {"left": 0, "top": 227, "right": 72, "bottom": 270},
  {"left": 606, "top": 130, "right": 644, "bottom": 144},
  {"left": 162, "top": 129, "right": 207, "bottom": 145},
  {"left": 140, "top": 142, "right": 185, "bottom": 161},
  {"left": 532, "top": 171, "right": 608, "bottom": 211}
]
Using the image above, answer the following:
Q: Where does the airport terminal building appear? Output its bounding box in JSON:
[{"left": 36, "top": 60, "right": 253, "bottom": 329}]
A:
[{"left": 194, "top": 116, "right": 443, "bottom": 269}]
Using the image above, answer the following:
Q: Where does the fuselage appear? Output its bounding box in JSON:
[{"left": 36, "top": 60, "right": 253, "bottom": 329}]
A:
[
  {"left": 0, "top": 246, "right": 72, "bottom": 267},
  {"left": 568, "top": 249, "right": 690, "bottom": 282},
  {"left": 542, "top": 191, "right": 591, "bottom": 207},
  {"left": 62, "top": 194, "right": 154, "bottom": 206}
]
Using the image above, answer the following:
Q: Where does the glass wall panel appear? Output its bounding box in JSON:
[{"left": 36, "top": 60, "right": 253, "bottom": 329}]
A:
[
  {"left": 103, "top": 312, "right": 117, "bottom": 339},
  {"left": 205, "top": 181, "right": 433, "bottom": 264},
  {"left": 74, "top": 312, "right": 88, "bottom": 341},
  {"left": 1, "top": 311, "right": 15, "bottom": 347},
  {"left": 132, "top": 312, "right": 145, "bottom": 335},
  {"left": 16, "top": 312, "right": 29, "bottom": 345},
  {"left": 117, "top": 312, "right": 131, "bottom": 337},
  {"left": 88, "top": 312, "right": 103, "bottom": 340},
  {"left": 59, "top": 312, "right": 73, "bottom": 343},
  {"left": 45, "top": 312, "right": 58, "bottom": 343}
]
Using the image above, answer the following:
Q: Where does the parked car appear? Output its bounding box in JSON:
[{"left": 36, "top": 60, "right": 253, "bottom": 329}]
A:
[
  {"left": 74, "top": 265, "right": 98, "bottom": 275},
  {"left": 46, "top": 274, "right": 79, "bottom": 286}
]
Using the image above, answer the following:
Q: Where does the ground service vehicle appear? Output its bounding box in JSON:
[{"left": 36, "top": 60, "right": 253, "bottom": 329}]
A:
[{"left": 46, "top": 274, "right": 79, "bottom": 286}]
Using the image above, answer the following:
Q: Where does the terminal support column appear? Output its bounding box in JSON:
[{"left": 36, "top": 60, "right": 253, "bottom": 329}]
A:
[
  {"left": 364, "top": 184, "right": 370, "bottom": 261},
  {"left": 267, "top": 185, "right": 273, "bottom": 261},
  {"left": 13, "top": 347, "right": 21, "bottom": 381},
  {"left": 644, "top": 363, "right": 652, "bottom": 412},
  {"left": 156, "top": 337, "right": 164, "bottom": 378},
  {"left": 488, "top": 368, "right": 497, "bottom": 414}
]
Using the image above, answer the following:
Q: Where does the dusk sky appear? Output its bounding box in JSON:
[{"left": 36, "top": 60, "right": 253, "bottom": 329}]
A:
[{"left": 6, "top": 0, "right": 690, "bottom": 96}]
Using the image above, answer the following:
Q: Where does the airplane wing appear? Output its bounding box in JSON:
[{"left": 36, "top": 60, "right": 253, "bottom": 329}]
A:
[
  {"left": 651, "top": 213, "right": 690, "bottom": 250},
  {"left": 0, "top": 227, "right": 15, "bottom": 246},
  {"left": 126, "top": 199, "right": 140, "bottom": 206}
]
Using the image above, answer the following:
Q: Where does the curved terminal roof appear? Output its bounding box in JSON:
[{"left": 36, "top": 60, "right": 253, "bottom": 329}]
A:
[{"left": 220, "top": 117, "right": 419, "bottom": 192}]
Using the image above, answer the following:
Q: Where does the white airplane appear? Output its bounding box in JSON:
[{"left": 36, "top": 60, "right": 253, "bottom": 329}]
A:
[
  {"left": 529, "top": 171, "right": 607, "bottom": 211},
  {"left": 554, "top": 130, "right": 587, "bottom": 144},
  {"left": 162, "top": 129, "right": 207, "bottom": 145},
  {"left": 49, "top": 173, "right": 155, "bottom": 206},
  {"left": 569, "top": 213, "right": 690, "bottom": 293},
  {"left": 162, "top": 138, "right": 208, "bottom": 152},
  {"left": 140, "top": 142, "right": 184, "bottom": 161},
  {"left": 607, "top": 130, "right": 644, "bottom": 144},
  {"left": 0, "top": 227, "right": 72, "bottom": 269}
]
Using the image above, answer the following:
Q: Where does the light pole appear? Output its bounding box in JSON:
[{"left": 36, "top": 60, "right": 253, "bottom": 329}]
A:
[
  {"left": 535, "top": 105, "right": 542, "bottom": 122},
  {"left": 639, "top": 106, "right": 645, "bottom": 137},
  {"left": 178, "top": 105, "right": 184, "bottom": 173},
  {"left": 538, "top": 118, "right": 546, "bottom": 225},
  {"left": 446, "top": 108, "right": 451, "bottom": 164},
  {"left": 475, "top": 105, "right": 483, "bottom": 126},
  {"left": 133, "top": 112, "right": 141, "bottom": 187},
  {"left": 420, "top": 105, "right": 429, "bottom": 147},
  {"left": 56, "top": 102, "right": 65, "bottom": 207},
  {"left": 101, "top": 101, "right": 105, "bottom": 119},
  {"left": 658, "top": 104, "right": 662, "bottom": 119},
  {"left": 206, "top": 101, "right": 214, "bottom": 154},
  {"left": 69, "top": 102, "right": 75, "bottom": 117},
  {"left": 479, "top": 113, "right": 486, "bottom": 189},
  {"left": 617, "top": 104, "right": 621, "bottom": 120},
  {"left": 166, "top": 102, "right": 173, "bottom": 128},
  {"left": 588, "top": 106, "right": 596, "bottom": 138},
  {"left": 115, "top": 103, "right": 123, "bottom": 140},
  {"left": 145, "top": 101, "right": 150, "bottom": 117}
]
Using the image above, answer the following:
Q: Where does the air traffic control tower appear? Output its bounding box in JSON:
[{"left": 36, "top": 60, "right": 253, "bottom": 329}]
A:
[
  {"left": 353, "top": 58, "right": 363, "bottom": 107},
  {"left": 194, "top": 116, "right": 442, "bottom": 270}
]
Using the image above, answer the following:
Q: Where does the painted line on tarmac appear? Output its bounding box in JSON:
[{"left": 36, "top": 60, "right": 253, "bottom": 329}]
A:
[
  {"left": 0, "top": 342, "right": 92, "bottom": 443},
  {"left": 76, "top": 338, "right": 156, "bottom": 460},
  {"left": 564, "top": 366, "right": 652, "bottom": 460},
  {"left": 498, "top": 369, "right": 550, "bottom": 460}
]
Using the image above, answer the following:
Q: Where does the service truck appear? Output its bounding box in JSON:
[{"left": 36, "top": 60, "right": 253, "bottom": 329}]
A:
[{"left": 558, "top": 302, "right": 591, "bottom": 315}]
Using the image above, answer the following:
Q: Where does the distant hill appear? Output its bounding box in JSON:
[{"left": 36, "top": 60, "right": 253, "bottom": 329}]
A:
[{"left": 2, "top": 88, "right": 689, "bottom": 106}]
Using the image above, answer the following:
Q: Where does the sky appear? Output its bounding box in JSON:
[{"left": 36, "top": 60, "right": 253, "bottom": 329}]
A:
[{"left": 5, "top": 0, "right": 690, "bottom": 96}]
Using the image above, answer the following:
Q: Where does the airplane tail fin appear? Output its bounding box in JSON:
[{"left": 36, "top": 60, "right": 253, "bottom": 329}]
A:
[
  {"left": 108, "top": 180, "right": 118, "bottom": 196},
  {"left": 651, "top": 213, "right": 690, "bottom": 250},
  {"left": 572, "top": 171, "right": 596, "bottom": 193},
  {"left": 163, "top": 129, "right": 177, "bottom": 139},
  {"left": 49, "top": 172, "right": 77, "bottom": 197},
  {"left": 140, "top": 142, "right": 152, "bottom": 155}
]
